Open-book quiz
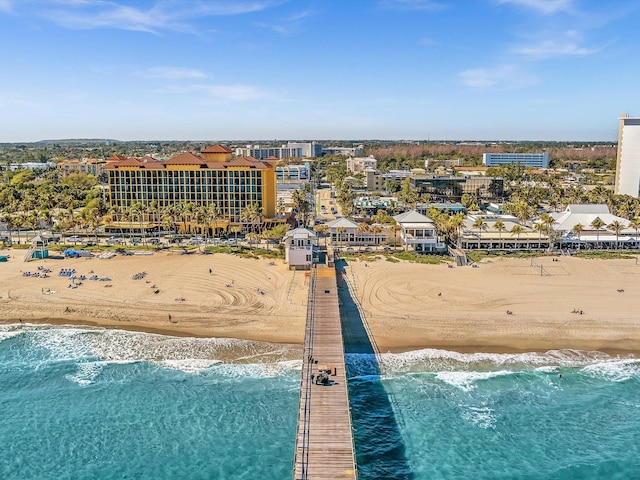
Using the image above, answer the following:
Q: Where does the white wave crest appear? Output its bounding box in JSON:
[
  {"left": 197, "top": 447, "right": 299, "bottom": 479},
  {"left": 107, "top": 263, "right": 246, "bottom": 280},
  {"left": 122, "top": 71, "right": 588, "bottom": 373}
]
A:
[
  {"left": 581, "top": 359, "right": 640, "bottom": 383},
  {"left": 159, "top": 359, "right": 222, "bottom": 374},
  {"left": 462, "top": 405, "right": 496, "bottom": 429},
  {"left": 0, "top": 329, "right": 24, "bottom": 342},
  {"left": 65, "top": 361, "right": 104, "bottom": 386},
  {"left": 435, "top": 370, "right": 513, "bottom": 392},
  {"left": 374, "top": 348, "right": 617, "bottom": 374}
]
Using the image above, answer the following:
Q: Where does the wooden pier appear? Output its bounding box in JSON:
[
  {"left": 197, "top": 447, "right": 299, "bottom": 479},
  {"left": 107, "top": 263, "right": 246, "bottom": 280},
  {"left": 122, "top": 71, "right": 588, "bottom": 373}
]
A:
[{"left": 293, "top": 265, "right": 357, "bottom": 480}]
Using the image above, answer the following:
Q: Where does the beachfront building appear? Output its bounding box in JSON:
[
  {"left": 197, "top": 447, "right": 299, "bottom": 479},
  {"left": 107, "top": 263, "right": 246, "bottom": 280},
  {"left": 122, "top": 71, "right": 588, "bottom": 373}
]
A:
[
  {"left": 551, "top": 204, "right": 635, "bottom": 249},
  {"left": 282, "top": 227, "right": 316, "bottom": 270},
  {"left": 614, "top": 114, "right": 640, "bottom": 197},
  {"left": 482, "top": 152, "right": 549, "bottom": 169},
  {"left": 106, "top": 146, "right": 277, "bottom": 233},
  {"left": 326, "top": 217, "right": 390, "bottom": 248},
  {"left": 459, "top": 214, "right": 547, "bottom": 250},
  {"left": 393, "top": 210, "right": 443, "bottom": 252}
]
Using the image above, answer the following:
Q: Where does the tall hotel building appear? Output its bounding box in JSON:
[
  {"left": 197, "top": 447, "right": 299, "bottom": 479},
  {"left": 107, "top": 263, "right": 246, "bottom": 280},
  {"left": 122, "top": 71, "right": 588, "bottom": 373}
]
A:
[
  {"left": 482, "top": 152, "right": 549, "bottom": 169},
  {"left": 615, "top": 114, "right": 640, "bottom": 197},
  {"left": 106, "top": 145, "right": 277, "bottom": 224}
]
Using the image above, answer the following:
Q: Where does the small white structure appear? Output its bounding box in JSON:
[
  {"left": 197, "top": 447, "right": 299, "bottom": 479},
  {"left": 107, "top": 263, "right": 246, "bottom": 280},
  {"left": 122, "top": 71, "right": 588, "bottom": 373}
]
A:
[
  {"left": 393, "top": 210, "right": 442, "bottom": 252},
  {"left": 282, "top": 227, "right": 316, "bottom": 270}
]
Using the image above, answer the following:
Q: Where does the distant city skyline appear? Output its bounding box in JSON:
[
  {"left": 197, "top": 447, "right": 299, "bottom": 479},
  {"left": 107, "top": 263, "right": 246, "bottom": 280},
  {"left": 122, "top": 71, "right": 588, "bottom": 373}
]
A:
[{"left": 0, "top": 0, "right": 638, "bottom": 142}]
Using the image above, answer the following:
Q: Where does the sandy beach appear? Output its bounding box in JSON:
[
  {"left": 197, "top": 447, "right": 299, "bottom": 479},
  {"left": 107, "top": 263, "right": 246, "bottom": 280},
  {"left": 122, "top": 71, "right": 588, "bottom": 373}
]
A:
[{"left": 1, "top": 249, "right": 639, "bottom": 354}]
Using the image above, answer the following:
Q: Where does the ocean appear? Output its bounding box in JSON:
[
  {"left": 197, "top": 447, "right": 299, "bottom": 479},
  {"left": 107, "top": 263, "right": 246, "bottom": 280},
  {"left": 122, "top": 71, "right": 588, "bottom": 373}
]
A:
[{"left": 1, "top": 325, "right": 639, "bottom": 479}]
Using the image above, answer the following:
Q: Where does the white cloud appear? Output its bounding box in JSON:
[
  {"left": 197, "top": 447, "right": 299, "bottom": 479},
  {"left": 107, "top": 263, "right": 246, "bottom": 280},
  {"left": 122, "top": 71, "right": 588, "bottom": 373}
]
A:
[
  {"left": 379, "top": 0, "right": 446, "bottom": 11},
  {"left": 37, "top": 0, "right": 279, "bottom": 33},
  {"left": 0, "top": 0, "right": 12, "bottom": 13},
  {"left": 459, "top": 64, "right": 537, "bottom": 89},
  {"left": 137, "top": 67, "right": 206, "bottom": 80},
  {"left": 155, "top": 83, "right": 274, "bottom": 102},
  {"left": 496, "top": 0, "right": 573, "bottom": 15},
  {"left": 512, "top": 39, "right": 600, "bottom": 59}
]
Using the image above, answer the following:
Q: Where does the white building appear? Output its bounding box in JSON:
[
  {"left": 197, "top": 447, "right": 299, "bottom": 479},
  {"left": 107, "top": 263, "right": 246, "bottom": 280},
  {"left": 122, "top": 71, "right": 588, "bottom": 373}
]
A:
[
  {"left": 282, "top": 228, "right": 316, "bottom": 269},
  {"left": 346, "top": 155, "right": 377, "bottom": 174},
  {"left": 393, "top": 210, "right": 443, "bottom": 252},
  {"left": 615, "top": 114, "right": 640, "bottom": 197},
  {"left": 322, "top": 145, "right": 364, "bottom": 157},
  {"left": 235, "top": 142, "right": 321, "bottom": 160},
  {"left": 552, "top": 204, "right": 635, "bottom": 248},
  {"left": 482, "top": 153, "right": 549, "bottom": 168}
]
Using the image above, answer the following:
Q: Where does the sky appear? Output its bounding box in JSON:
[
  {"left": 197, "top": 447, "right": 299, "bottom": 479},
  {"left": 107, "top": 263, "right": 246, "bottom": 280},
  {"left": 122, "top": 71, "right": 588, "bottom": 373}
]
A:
[{"left": 0, "top": 0, "right": 638, "bottom": 142}]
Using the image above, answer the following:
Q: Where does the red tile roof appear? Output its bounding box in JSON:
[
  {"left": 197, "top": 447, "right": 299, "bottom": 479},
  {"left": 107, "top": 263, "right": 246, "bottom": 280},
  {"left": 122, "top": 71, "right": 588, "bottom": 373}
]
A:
[
  {"left": 105, "top": 153, "right": 274, "bottom": 170},
  {"left": 201, "top": 144, "right": 233, "bottom": 154},
  {"left": 164, "top": 152, "right": 206, "bottom": 165}
]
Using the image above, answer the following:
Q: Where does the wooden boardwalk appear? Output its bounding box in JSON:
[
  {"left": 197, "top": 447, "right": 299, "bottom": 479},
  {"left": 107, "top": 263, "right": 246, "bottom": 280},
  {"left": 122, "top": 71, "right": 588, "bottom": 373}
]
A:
[{"left": 293, "top": 265, "right": 357, "bottom": 480}]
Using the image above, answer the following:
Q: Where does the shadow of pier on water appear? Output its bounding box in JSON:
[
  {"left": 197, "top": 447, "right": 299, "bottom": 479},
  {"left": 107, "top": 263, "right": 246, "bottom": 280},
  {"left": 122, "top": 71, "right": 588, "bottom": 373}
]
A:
[{"left": 335, "top": 259, "right": 413, "bottom": 480}]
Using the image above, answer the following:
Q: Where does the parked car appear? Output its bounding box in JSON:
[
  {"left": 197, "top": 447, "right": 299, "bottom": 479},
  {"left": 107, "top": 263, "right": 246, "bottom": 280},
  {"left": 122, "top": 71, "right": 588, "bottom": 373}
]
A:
[
  {"left": 67, "top": 236, "right": 81, "bottom": 243},
  {"left": 187, "top": 237, "right": 204, "bottom": 245},
  {"left": 106, "top": 236, "right": 122, "bottom": 245}
]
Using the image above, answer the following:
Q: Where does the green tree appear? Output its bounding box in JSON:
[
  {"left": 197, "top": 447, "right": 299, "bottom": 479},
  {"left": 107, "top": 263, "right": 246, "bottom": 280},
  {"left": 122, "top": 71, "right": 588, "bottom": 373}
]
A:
[
  {"left": 571, "top": 223, "right": 584, "bottom": 251},
  {"left": 472, "top": 217, "right": 486, "bottom": 250},
  {"left": 607, "top": 220, "right": 625, "bottom": 249},
  {"left": 590, "top": 217, "right": 605, "bottom": 248}
]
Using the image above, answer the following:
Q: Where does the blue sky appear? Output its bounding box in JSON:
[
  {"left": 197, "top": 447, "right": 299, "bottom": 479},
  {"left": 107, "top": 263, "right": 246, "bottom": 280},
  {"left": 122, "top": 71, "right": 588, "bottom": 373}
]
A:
[{"left": 0, "top": 0, "right": 637, "bottom": 142}]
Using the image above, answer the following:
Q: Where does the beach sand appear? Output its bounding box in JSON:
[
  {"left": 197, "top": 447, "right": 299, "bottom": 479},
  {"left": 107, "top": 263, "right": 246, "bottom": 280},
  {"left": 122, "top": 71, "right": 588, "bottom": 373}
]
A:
[
  {"left": 0, "top": 249, "right": 309, "bottom": 345},
  {"left": 1, "top": 249, "right": 639, "bottom": 354}
]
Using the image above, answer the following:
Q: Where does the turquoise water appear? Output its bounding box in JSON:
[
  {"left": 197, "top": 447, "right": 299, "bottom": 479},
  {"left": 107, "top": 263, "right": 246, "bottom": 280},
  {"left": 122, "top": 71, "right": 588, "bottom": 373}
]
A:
[
  {"left": 348, "top": 350, "right": 640, "bottom": 479},
  {"left": 2, "top": 325, "right": 639, "bottom": 479},
  {"left": 0, "top": 325, "right": 301, "bottom": 480}
]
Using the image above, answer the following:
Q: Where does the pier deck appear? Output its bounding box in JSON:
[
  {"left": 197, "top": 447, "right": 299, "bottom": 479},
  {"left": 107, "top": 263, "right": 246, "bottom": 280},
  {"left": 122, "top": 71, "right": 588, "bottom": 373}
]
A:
[{"left": 293, "top": 265, "right": 357, "bottom": 480}]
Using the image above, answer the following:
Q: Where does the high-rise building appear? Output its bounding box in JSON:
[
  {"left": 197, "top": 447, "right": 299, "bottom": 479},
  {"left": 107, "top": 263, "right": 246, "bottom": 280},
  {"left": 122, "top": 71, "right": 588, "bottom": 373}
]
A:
[
  {"left": 615, "top": 114, "right": 640, "bottom": 197},
  {"left": 106, "top": 146, "right": 277, "bottom": 225}
]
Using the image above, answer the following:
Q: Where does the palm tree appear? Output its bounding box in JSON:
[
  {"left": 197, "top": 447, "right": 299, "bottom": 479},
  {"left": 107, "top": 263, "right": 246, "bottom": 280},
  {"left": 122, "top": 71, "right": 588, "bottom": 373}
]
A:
[
  {"left": 336, "top": 226, "right": 347, "bottom": 248},
  {"left": 510, "top": 224, "right": 524, "bottom": 250},
  {"left": 208, "top": 203, "right": 222, "bottom": 242},
  {"left": 629, "top": 218, "right": 640, "bottom": 252},
  {"left": 472, "top": 217, "right": 486, "bottom": 250},
  {"left": 389, "top": 220, "right": 401, "bottom": 251},
  {"left": 313, "top": 224, "right": 330, "bottom": 247},
  {"left": 539, "top": 213, "right": 556, "bottom": 252},
  {"left": 371, "top": 225, "right": 383, "bottom": 248},
  {"left": 608, "top": 220, "right": 625, "bottom": 250},
  {"left": 571, "top": 223, "right": 584, "bottom": 251},
  {"left": 533, "top": 222, "right": 547, "bottom": 250},
  {"left": 229, "top": 224, "right": 242, "bottom": 249},
  {"left": 493, "top": 219, "right": 506, "bottom": 250},
  {"left": 590, "top": 217, "right": 605, "bottom": 248},
  {"left": 356, "top": 222, "right": 370, "bottom": 247},
  {"left": 448, "top": 213, "right": 466, "bottom": 249},
  {"left": 240, "top": 203, "right": 262, "bottom": 243}
]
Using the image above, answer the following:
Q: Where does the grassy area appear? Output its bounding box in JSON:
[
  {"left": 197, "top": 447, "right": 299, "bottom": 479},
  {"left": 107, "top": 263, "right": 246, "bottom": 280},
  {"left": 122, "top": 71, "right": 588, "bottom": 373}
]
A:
[
  {"left": 574, "top": 251, "right": 637, "bottom": 260},
  {"left": 390, "top": 251, "right": 447, "bottom": 264},
  {"left": 466, "top": 250, "right": 545, "bottom": 263}
]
